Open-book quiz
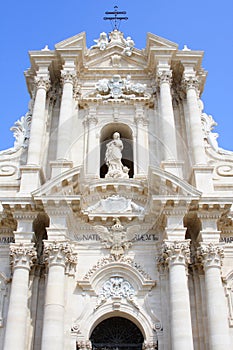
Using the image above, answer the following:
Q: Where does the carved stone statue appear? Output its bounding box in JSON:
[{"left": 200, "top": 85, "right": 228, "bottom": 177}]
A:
[
  {"left": 105, "top": 132, "right": 129, "bottom": 178},
  {"left": 91, "top": 32, "right": 109, "bottom": 51},
  {"left": 94, "top": 218, "right": 139, "bottom": 260},
  {"left": 123, "top": 36, "right": 135, "bottom": 56}
]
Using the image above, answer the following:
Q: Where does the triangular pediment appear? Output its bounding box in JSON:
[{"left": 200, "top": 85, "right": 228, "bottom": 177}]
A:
[
  {"left": 146, "top": 32, "right": 178, "bottom": 51},
  {"left": 86, "top": 46, "right": 147, "bottom": 70},
  {"left": 55, "top": 32, "right": 86, "bottom": 50}
]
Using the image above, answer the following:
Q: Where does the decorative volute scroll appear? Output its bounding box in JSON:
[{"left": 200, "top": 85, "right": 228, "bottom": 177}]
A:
[
  {"left": 158, "top": 240, "right": 191, "bottom": 268},
  {"left": 196, "top": 243, "right": 224, "bottom": 269}
]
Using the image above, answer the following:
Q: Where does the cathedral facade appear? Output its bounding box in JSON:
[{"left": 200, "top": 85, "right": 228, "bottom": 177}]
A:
[{"left": 0, "top": 29, "right": 233, "bottom": 350}]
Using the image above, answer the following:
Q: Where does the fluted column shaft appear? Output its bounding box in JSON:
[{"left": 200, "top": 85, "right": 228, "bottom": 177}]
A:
[
  {"left": 27, "top": 76, "right": 50, "bottom": 165},
  {"left": 86, "top": 109, "right": 98, "bottom": 176},
  {"left": 135, "top": 105, "right": 149, "bottom": 175},
  {"left": 157, "top": 70, "right": 177, "bottom": 161},
  {"left": 197, "top": 243, "right": 231, "bottom": 349},
  {"left": 160, "top": 240, "right": 193, "bottom": 350},
  {"left": 183, "top": 76, "right": 206, "bottom": 165},
  {"left": 56, "top": 71, "right": 76, "bottom": 160},
  {"left": 41, "top": 242, "right": 77, "bottom": 350},
  {"left": 3, "top": 244, "right": 36, "bottom": 350}
]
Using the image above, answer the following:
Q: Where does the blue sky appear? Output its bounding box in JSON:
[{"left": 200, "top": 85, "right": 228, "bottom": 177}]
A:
[{"left": 1, "top": 0, "right": 233, "bottom": 151}]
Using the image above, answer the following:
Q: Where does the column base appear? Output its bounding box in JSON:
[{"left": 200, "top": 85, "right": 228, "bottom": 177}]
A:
[
  {"left": 191, "top": 165, "right": 214, "bottom": 193},
  {"left": 50, "top": 160, "right": 73, "bottom": 178},
  {"left": 18, "top": 165, "right": 45, "bottom": 195},
  {"left": 161, "top": 160, "right": 184, "bottom": 178}
]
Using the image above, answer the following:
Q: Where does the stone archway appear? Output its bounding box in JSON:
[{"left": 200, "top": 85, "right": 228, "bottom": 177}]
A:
[{"left": 90, "top": 316, "right": 144, "bottom": 350}]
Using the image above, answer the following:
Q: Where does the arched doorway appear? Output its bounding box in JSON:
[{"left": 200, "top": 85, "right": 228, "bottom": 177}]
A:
[{"left": 90, "top": 317, "right": 144, "bottom": 350}]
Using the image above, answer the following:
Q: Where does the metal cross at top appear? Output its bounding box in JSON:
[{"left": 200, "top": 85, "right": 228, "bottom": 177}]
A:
[{"left": 103, "top": 6, "right": 128, "bottom": 30}]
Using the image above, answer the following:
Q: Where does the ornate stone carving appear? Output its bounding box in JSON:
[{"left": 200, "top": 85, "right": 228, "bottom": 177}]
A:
[
  {"left": 94, "top": 218, "right": 139, "bottom": 260},
  {"left": 0, "top": 113, "right": 32, "bottom": 155},
  {"left": 105, "top": 132, "right": 129, "bottom": 178},
  {"left": 197, "top": 243, "right": 224, "bottom": 268},
  {"left": 83, "top": 254, "right": 153, "bottom": 281},
  {"left": 143, "top": 341, "right": 158, "bottom": 350},
  {"left": 43, "top": 242, "right": 77, "bottom": 274},
  {"left": 95, "top": 276, "right": 137, "bottom": 309},
  {"left": 0, "top": 275, "right": 8, "bottom": 327},
  {"left": 159, "top": 240, "right": 191, "bottom": 267},
  {"left": 201, "top": 112, "right": 219, "bottom": 152},
  {"left": 156, "top": 70, "right": 172, "bottom": 86},
  {"left": 182, "top": 76, "right": 199, "bottom": 92},
  {"left": 10, "top": 243, "right": 37, "bottom": 270},
  {"left": 95, "top": 74, "right": 149, "bottom": 100},
  {"left": 61, "top": 70, "right": 77, "bottom": 85},
  {"left": 34, "top": 76, "right": 51, "bottom": 90},
  {"left": 91, "top": 30, "right": 135, "bottom": 56},
  {"left": 85, "top": 195, "right": 144, "bottom": 214},
  {"left": 216, "top": 165, "right": 233, "bottom": 177},
  {"left": 0, "top": 165, "right": 17, "bottom": 176},
  {"left": 91, "top": 32, "right": 109, "bottom": 50}
]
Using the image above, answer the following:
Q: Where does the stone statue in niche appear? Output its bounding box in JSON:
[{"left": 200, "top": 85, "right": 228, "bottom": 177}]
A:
[{"left": 105, "top": 132, "right": 129, "bottom": 178}]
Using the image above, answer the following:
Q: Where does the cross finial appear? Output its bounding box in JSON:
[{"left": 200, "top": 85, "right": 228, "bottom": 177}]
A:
[{"left": 103, "top": 5, "right": 128, "bottom": 30}]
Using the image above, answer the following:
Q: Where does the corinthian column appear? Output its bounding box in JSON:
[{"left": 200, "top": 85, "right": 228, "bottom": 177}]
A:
[
  {"left": 27, "top": 75, "right": 51, "bottom": 165},
  {"left": 3, "top": 243, "right": 37, "bottom": 350},
  {"left": 86, "top": 107, "right": 98, "bottom": 176},
  {"left": 182, "top": 76, "right": 206, "bottom": 165},
  {"left": 19, "top": 71, "right": 51, "bottom": 193},
  {"left": 159, "top": 240, "right": 194, "bottom": 350},
  {"left": 157, "top": 70, "right": 177, "bottom": 159},
  {"left": 197, "top": 243, "right": 231, "bottom": 349},
  {"left": 41, "top": 242, "right": 77, "bottom": 350},
  {"left": 135, "top": 105, "right": 149, "bottom": 176},
  {"left": 56, "top": 70, "right": 77, "bottom": 160}
]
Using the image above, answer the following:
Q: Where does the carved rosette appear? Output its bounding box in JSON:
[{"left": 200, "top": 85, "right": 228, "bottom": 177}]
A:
[
  {"left": 159, "top": 240, "right": 191, "bottom": 268},
  {"left": 34, "top": 76, "right": 51, "bottom": 91},
  {"left": 197, "top": 243, "right": 224, "bottom": 269},
  {"left": 43, "top": 242, "right": 77, "bottom": 275},
  {"left": 182, "top": 76, "right": 199, "bottom": 93},
  {"left": 61, "top": 70, "right": 77, "bottom": 85},
  {"left": 156, "top": 70, "right": 172, "bottom": 86},
  {"left": 10, "top": 243, "right": 37, "bottom": 270}
]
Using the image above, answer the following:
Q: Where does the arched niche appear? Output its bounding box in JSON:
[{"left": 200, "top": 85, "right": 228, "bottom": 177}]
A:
[{"left": 100, "top": 123, "right": 134, "bottom": 178}]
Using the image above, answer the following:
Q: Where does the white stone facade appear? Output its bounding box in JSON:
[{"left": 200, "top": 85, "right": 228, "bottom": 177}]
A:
[{"left": 0, "top": 29, "right": 233, "bottom": 350}]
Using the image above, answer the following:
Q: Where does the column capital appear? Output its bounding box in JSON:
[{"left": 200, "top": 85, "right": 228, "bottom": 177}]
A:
[
  {"left": 86, "top": 114, "right": 98, "bottom": 126},
  {"left": 181, "top": 75, "right": 199, "bottom": 93},
  {"left": 10, "top": 243, "right": 37, "bottom": 270},
  {"left": 44, "top": 241, "right": 77, "bottom": 274},
  {"left": 159, "top": 239, "right": 191, "bottom": 267},
  {"left": 197, "top": 243, "right": 224, "bottom": 269},
  {"left": 61, "top": 70, "right": 77, "bottom": 85},
  {"left": 156, "top": 69, "right": 172, "bottom": 86},
  {"left": 34, "top": 76, "right": 51, "bottom": 91}
]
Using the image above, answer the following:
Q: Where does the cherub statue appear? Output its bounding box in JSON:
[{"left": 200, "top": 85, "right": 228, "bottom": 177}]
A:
[
  {"left": 123, "top": 36, "right": 135, "bottom": 56},
  {"left": 91, "top": 32, "right": 109, "bottom": 51},
  {"left": 94, "top": 218, "right": 139, "bottom": 260}
]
